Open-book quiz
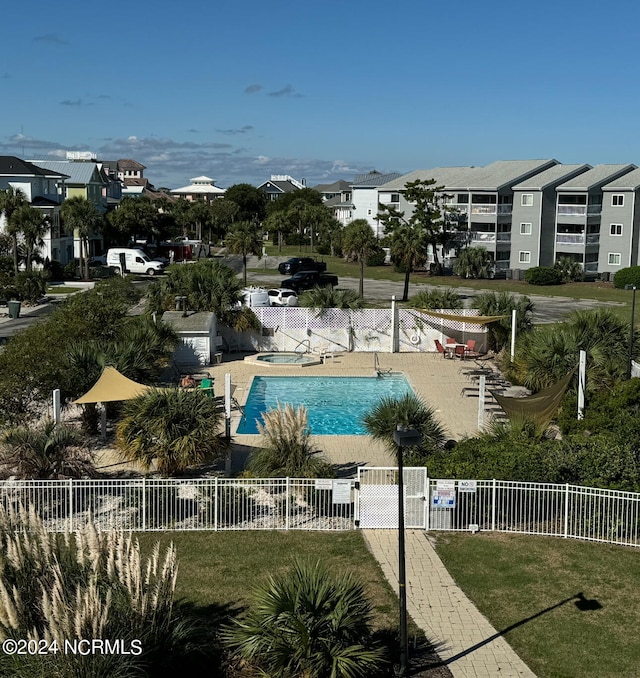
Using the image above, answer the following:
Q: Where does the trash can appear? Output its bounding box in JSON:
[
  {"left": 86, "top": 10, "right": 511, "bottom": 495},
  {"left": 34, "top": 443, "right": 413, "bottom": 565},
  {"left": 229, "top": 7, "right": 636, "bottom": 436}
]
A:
[{"left": 7, "top": 300, "right": 21, "bottom": 319}]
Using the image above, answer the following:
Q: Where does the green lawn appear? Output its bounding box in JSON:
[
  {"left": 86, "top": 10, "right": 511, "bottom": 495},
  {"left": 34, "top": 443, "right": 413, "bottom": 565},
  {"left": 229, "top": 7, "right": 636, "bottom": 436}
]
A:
[
  {"left": 136, "top": 529, "right": 640, "bottom": 677},
  {"left": 434, "top": 532, "right": 640, "bottom": 678},
  {"left": 137, "top": 530, "right": 400, "bottom": 632}
]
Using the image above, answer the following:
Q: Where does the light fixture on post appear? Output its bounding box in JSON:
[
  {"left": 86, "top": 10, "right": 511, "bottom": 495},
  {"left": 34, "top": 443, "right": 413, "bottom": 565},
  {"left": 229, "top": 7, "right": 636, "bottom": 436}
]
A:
[
  {"left": 625, "top": 285, "right": 637, "bottom": 380},
  {"left": 393, "top": 424, "right": 422, "bottom": 677}
]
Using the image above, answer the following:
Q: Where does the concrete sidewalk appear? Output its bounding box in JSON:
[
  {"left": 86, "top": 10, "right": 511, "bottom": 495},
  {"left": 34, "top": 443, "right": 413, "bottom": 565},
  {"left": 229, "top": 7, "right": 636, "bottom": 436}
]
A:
[{"left": 364, "top": 529, "right": 536, "bottom": 678}]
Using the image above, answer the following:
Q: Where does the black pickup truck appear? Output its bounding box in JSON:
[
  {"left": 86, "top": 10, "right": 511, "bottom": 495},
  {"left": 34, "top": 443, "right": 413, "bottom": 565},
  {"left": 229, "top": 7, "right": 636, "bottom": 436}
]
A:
[
  {"left": 281, "top": 270, "right": 339, "bottom": 293},
  {"left": 278, "top": 257, "right": 327, "bottom": 275}
]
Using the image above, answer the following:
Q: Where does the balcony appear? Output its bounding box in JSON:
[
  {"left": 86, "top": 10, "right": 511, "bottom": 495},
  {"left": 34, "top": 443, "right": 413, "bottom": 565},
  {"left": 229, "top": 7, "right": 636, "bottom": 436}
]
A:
[
  {"left": 470, "top": 232, "right": 496, "bottom": 243},
  {"left": 556, "top": 233, "right": 584, "bottom": 245},
  {"left": 586, "top": 233, "right": 600, "bottom": 245},
  {"left": 557, "top": 205, "right": 586, "bottom": 216},
  {"left": 471, "top": 205, "right": 497, "bottom": 215},
  {"left": 498, "top": 205, "right": 513, "bottom": 215},
  {"left": 496, "top": 232, "right": 511, "bottom": 242}
]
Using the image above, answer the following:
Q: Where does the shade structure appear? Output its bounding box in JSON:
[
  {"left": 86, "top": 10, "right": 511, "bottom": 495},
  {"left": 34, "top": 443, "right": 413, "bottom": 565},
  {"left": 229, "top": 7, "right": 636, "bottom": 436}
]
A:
[
  {"left": 492, "top": 371, "right": 575, "bottom": 428},
  {"left": 412, "top": 309, "right": 509, "bottom": 325},
  {"left": 74, "top": 366, "right": 152, "bottom": 404}
]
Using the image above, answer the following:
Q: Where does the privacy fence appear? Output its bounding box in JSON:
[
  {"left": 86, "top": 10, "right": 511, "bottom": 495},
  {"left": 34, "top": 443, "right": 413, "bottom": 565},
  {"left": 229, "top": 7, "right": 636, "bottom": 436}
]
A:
[
  {"left": 218, "top": 307, "right": 489, "bottom": 354},
  {"left": 2, "top": 474, "right": 640, "bottom": 549}
]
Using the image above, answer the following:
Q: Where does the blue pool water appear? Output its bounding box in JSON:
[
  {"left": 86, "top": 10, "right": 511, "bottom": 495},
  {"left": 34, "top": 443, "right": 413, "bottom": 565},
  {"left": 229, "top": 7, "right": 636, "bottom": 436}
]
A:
[{"left": 236, "top": 374, "right": 414, "bottom": 435}]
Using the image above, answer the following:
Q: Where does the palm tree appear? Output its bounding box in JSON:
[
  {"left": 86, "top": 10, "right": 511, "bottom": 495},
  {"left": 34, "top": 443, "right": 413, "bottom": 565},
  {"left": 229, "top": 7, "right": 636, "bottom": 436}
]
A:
[
  {"left": 0, "top": 187, "right": 29, "bottom": 274},
  {"left": 13, "top": 205, "right": 48, "bottom": 271},
  {"left": 299, "top": 286, "right": 364, "bottom": 310},
  {"left": 363, "top": 393, "right": 447, "bottom": 464},
  {"left": 471, "top": 291, "right": 534, "bottom": 352},
  {"left": 146, "top": 258, "right": 259, "bottom": 331},
  {"left": 116, "top": 388, "right": 229, "bottom": 476},
  {"left": 0, "top": 419, "right": 93, "bottom": 479},
  {"left": 247, "top": 403, "right": 334, "bottom": 477},
  {"left": 554, "top": 255, "right": 584, "bottom": 282},
  {"left": 223, "top": 559, "right": 387, "bottom": 678},
  {"left": 387, "top": 222, "right": 430, "bottom": 301},
  {"left": 454, "top": 246, "right": 493, "bottom": 279},
  {"left": 60, "top": 196, "right": 103, "bottom": 280},
  {"left": 225, "top": 220, "right": 262, "bottom": 285},
  {"left": 408, "top": 287, "right": 463, "bottom": 310},
  {"left": 342, "top": 219, "right": 378, "bottom": 298},
  {"left": 513, "top": 308, "right": 630, "bottom": 392}
]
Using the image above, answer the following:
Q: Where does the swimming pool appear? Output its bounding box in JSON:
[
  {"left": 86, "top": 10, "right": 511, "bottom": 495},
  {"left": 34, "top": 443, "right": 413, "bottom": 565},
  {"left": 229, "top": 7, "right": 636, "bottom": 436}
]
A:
[{"left": 236, "top": 374, "right": 414, "bottom": 435}]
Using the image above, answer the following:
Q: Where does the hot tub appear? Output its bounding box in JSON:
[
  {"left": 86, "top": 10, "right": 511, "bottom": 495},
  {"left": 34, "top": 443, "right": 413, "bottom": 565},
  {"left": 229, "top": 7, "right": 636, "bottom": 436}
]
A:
[{"left": 243, "top": 352, "right": 322, "bottom": 367}]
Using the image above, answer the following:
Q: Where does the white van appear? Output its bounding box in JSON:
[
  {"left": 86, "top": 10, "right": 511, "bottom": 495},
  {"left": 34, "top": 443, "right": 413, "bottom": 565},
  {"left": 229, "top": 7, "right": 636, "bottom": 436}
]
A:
[
  {"left": 106, "top": 248, "right": 164, "bottom": 276},
  {"left": 241, "top": 287, "right": 270, "bottom": 307}
]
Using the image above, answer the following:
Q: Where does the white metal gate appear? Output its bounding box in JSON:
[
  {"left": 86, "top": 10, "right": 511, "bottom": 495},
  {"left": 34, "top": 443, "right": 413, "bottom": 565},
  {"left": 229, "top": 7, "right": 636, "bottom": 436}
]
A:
[{"left": 356, "top": 467, "right": 428, "bottom": 529}]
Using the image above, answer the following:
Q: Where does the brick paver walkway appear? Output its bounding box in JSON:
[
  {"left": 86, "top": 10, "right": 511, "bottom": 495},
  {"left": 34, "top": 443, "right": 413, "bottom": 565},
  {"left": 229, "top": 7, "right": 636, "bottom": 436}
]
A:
[{"left": 364, "top": 529, "right": 537, "bottom": 678}]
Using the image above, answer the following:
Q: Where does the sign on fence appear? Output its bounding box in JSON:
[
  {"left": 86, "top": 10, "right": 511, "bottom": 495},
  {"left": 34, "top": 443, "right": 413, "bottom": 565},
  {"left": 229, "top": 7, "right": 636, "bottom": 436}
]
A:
[
  {"left": 458, "top": 480, "right": 477, "bottom": 493},
  {"left": 332, "top": 480, "right": 352, "bottom": 504},
  {"left": 433, "top": 480, "right": 456, "bottom": 508}
]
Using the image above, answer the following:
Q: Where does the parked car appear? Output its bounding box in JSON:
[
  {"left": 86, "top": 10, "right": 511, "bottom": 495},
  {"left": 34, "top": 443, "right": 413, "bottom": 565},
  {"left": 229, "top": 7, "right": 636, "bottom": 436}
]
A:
[
  {"left": 281, "top": 270, "right": 339, "bottom": 293},
  {"left": 267, "top": 288, "right": 299, "bottom": 307},
  {"left": 89, "top": 255, "right": 107, "bottom": 266},
  {"left": 278, "top": 257, "right": 327, "bottom": 275}
]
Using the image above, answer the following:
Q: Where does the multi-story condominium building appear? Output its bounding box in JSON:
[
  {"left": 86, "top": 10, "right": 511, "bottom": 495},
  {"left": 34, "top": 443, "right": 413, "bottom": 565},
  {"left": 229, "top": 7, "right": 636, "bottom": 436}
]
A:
[
  {"left": 510, "top": 164, "right": 591, "bottom": 271},
  {"left": 553, "top": 165, "right": 636, "bottom": 278},
  {"left": 378, "top": 160, "right": 558, "bottom": 269},
  {"left": 598, "top": 169, "right": 640, "bottom": 277}
]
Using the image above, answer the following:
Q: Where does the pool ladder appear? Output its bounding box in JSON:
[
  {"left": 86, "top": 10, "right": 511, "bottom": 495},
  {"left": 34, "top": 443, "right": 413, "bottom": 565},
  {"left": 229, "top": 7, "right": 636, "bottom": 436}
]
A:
[
  {"left": 295, "top": 339, "right": 311, "bottom": 354},
  {"left": 374, "top": 352, "right": 392, "bottom": 376}
]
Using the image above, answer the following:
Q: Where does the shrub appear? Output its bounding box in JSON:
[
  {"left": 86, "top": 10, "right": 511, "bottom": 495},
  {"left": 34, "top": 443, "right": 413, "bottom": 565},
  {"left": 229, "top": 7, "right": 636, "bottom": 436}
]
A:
[
  {"left": 43, "top": 258, "right": 65, "bottom": 281},
  {"left": 14, "top": 270, "right": 48, "bottom": 302},
  {"left": 613, "top": 266, "right": 640, "bottom": 289},
  {"left": 223, "top": 559, "right": 387, "bottom": 678},
  {"left": 408, "top": 287, "right": 463, "bottom": 310},
  {"left": 366, "top": 246, "right": 386, "bottom": 267},
  {"left": 0, "top": 505, "right": 212, "bottom": 676},
  {"left": 63, "top": 260, "right": 78, "bottom": 280},
  {"left": 524, "top": 266, "right": 563, "bottom": 286}
]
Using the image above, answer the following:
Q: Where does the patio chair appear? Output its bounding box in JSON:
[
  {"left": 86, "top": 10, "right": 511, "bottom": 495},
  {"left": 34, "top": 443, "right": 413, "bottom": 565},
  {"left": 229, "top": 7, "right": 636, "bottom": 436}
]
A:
[
  {"left": 454, "top": 345, "right": 466, "bottom": 360},
  {"left": 198, "top": 377, "right": 214, "bottom": 397},
  {"left": 445, "top": 337, "right": 456, "bottom": 345},
  {"left": 434, "top": 339, "right": 447, "bottom": 358},
  {"left": 464, "top": 339, "right": 481, "bottom": 359}
]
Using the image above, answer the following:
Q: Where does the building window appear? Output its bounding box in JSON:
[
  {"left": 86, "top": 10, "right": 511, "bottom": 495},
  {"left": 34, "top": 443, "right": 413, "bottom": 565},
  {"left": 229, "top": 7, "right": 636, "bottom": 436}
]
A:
[
  {"left": 612, "top": 194, "right": 624, "bottom": 207},
  {"left": 520, "top": 222, "right": 532, "bottom": 235},
  {"left": 610, "top": 223, "right": 623, "bottom": 236},
  {"left": 521, "top": 194, "right": 534, "bottom": 206},
  {"left": 519, "top": 251, "right": 531, "bottom": 264},
  {"left": 390, "top": 193, "right": 399, "bottom": 203},
  {"left": 608, "top": 253, "right": 622, "bottom": 266}
]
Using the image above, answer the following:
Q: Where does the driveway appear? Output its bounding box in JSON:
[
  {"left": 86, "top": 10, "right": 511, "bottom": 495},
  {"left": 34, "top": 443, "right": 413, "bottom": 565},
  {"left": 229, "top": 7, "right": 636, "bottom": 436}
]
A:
[{"left": 246, "top": 270, "right": 622, "bottom": 325}]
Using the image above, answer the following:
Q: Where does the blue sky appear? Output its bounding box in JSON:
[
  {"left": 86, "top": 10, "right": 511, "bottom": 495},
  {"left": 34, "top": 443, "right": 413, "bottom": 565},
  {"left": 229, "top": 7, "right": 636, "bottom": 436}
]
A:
[{"left": 1, "top": 0, "right": 638, "bottom": 190}]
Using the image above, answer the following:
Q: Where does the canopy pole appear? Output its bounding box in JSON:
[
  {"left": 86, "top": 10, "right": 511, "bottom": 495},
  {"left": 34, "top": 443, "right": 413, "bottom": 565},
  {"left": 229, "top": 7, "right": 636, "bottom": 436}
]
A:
[
  {"left": 477, "top": 374, "right": 486, "bottom": 430},
  {"left": 100, "top": 402, "right": 107, "bottom": 442},
  {"left": 390, "top": 295, "right": 396, "bottom": 353},
  {"left": 578, "top": 350, "right": 586, "bottom": 420},
  {"left": 510, "top": 309, "right": 517, "bottom": 362},
  {"left": 52, "top": 389, "right": 61, "bottom": 425}
]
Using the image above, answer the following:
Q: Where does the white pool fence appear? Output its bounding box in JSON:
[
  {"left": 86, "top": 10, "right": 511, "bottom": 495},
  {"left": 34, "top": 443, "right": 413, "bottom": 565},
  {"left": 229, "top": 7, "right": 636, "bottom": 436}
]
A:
[{"left": 1, "top": 473, "right": 640, "bottom": 549}]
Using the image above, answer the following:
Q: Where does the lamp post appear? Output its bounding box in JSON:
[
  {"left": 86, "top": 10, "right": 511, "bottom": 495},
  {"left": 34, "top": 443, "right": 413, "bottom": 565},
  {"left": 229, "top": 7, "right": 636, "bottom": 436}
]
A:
[
  {"left": 393, "top": 425, "right": 422, "bottom": 677},
  {"left": 625, "top": 285, "right": 637, "bottom": 380}
]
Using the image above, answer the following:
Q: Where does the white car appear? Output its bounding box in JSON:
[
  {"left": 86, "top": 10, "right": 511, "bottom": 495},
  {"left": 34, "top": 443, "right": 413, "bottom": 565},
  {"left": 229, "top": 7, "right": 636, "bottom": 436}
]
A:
[{"left": 268, "top": 288, "right": 299, "bottom": 307}]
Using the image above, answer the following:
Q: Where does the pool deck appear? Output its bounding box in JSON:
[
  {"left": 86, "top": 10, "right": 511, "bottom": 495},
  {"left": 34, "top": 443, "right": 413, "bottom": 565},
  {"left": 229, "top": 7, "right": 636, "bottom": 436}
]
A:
[{"left": 207, "top": 351, "right": 488, "bottom": 474}]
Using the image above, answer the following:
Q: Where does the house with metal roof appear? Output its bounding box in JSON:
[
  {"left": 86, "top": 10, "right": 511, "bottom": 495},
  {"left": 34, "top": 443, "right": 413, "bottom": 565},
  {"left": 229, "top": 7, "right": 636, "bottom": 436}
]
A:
[
  {"left": 554, "top": 164, "right": 636, "bottom": 278},
  {"left": 0, "top": 156, "right": 75, "bottom": 265},
  {"left": 313, "top": 179, "right": 353, "bottom": 225},
  {"left": 350, "top": 170, "right": 402, "bottom": 235},
  {"left": 31, "top": 159, "right": 110, "bottom": 261},
  {"left": 170, "top": 176, "right": 226, "bottom": 204},
  {"left": 258, "top": 175, "right": 305, "bottom": 201}
]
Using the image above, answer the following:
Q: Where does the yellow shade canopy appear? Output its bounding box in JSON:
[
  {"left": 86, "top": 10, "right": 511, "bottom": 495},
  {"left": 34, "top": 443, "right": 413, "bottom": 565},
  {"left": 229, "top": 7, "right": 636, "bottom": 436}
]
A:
[{"left": 74, "top": 366, "right": 153, "bottom": 404}]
